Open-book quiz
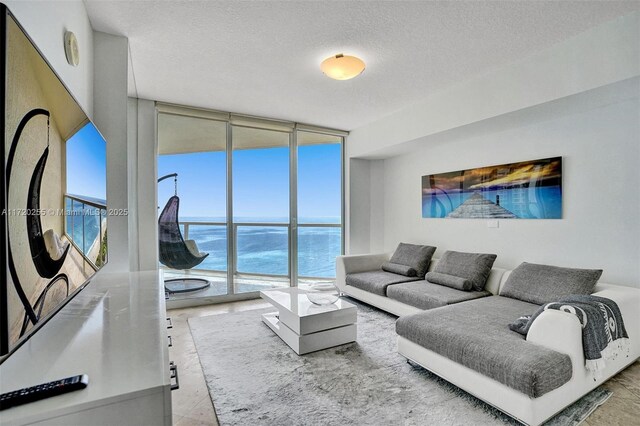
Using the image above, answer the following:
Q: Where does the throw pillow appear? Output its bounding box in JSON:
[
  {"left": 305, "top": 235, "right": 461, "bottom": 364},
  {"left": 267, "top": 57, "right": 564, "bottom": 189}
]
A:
[
  {"left": 389, "top": 243, "right": 437, "bottom": 278},
  {"left": 432, "top": 250, "right": 497, "bottom": 291},
  {"left": 500, "top": 262, "right": 602, "bottom": 305},
  {"left": 382, "top": 262, "right": 417, "bottom": 277},
  {"left": 426, "top": 271, "right": 472, "bottom": 291}
]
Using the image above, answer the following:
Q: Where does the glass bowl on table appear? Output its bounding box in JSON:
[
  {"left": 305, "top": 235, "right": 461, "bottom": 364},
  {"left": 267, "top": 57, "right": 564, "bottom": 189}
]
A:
[{"left": 304, "top": 283, "right": 340, "bottom": 305}]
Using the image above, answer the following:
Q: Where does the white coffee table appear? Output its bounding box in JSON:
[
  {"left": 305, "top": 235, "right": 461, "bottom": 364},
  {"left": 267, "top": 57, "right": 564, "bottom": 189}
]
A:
[{"left": 260, "top": 287, "right": 357, "bottom": 355}]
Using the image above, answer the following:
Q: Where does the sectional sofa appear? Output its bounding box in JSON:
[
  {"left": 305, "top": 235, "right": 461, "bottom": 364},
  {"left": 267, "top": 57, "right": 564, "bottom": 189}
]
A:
[{"left": 335, "top": 250, "right": 640, "bottom": 426}]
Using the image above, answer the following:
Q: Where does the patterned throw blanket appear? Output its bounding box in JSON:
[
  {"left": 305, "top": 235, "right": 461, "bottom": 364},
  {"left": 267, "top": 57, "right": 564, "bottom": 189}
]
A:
[{"left": 510, "top": 295, "right": 630, "bottom": 375}]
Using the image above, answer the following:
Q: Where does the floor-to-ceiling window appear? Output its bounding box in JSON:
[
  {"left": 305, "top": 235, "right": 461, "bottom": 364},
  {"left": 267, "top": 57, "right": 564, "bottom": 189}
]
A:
[
  {"left": 296, "top": 131, "right": 343, "bottom": 285},
  {"left": 232, "top": 125, "right": 291, "bottom": 293},
  {"left": 157, "top": 105, "right": 345, "bottom": 304},
  {"left": 157, "top": 110, "right": 229, "bottom": 300}
]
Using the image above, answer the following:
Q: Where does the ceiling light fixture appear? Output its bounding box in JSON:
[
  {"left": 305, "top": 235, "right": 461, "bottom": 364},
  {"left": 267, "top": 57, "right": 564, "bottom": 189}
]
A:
[{"left": 320, "top": 54, "right": 365, "bottom": 80}]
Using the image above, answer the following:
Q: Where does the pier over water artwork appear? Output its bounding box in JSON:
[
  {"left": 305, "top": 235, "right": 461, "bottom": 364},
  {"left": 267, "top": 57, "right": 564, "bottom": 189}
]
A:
[{"left": 422, "top": 157, "right": 562, "bottom": 219}]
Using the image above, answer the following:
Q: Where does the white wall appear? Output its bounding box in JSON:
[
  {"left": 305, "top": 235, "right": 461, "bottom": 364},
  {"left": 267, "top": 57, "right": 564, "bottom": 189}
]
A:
[
  {"left": 126, "top": 97, "right": 139, "bottom": 270},
  {"left": 128, "top": 98, "right": 158, "bottom": 271},
  {"left": 93, "top": 32, "right": 130, "bottom": 272},
  {"left": 348, "top": 158, "right": 386, "bottom": 254},
  {"left": 348, "top": 159, "right": 370, "bottom": 254},
  {"left": 346, "top": 13, "right": 640, "bottom": 287},
  {"left": 379, "top": 88, "right": 639, "bottom": 287},
  {"left": 5, "top": 0, "right": 94, "bottom": 117},
  {"left": 369, "top": 160, "right": 385, "bottom": 252}
]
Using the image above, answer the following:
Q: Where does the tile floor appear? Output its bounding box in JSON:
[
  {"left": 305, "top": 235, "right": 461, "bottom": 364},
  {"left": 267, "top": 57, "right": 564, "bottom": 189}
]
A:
[
  {"left": 168, "top": 299, "right": 640, "bottom": 426},
  {"left": 169, "top": 299, "right": 271, "bottom": 426}
]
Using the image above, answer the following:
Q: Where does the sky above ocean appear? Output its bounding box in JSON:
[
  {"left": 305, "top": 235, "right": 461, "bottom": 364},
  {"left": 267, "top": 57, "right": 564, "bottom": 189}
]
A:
[{"left": 158, "top": 143, "right": 342, "bottom": 219}]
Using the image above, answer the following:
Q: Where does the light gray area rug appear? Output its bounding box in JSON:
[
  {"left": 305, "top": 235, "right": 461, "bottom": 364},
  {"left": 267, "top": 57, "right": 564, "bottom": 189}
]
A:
[{"left": 189, "top": 299, "right": 611, "bottom": 426}]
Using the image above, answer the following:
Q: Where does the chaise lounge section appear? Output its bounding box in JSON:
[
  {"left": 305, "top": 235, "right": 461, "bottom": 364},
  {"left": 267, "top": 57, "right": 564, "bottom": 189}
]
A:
[
  {"left": 396, "top": 295, "right": 573, "bottom": 398},
  {"left": 397, "top": 279, "right": 640, "bottom": 426}
]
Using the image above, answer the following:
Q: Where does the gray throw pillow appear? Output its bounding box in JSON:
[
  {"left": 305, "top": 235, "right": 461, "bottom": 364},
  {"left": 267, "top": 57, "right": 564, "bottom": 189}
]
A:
[
  {"left": 426, "top": 271, "right": 472, "bottom": 291},
  {"left": 382, "top": 262, "right": 417, "bottom": 277},
  {"left": 500, "top": 262, "right": 603, "bottom": 305},
  {"left": 389, "top": 243, "right": 437, "bottom": 278},
  {"left": 433, "top": 250, "right": 497, "bottom": 291}
]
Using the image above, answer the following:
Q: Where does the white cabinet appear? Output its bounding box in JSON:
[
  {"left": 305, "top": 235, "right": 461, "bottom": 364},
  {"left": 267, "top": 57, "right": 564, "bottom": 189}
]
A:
[{"left": 0, "top": 271, "right": 172, "bottom": 425}]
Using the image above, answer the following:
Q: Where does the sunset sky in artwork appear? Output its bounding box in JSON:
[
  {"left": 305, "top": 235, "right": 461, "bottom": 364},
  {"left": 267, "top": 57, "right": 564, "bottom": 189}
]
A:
[{"left": 422, "top": 157, "right": 562, "bottom": 194}]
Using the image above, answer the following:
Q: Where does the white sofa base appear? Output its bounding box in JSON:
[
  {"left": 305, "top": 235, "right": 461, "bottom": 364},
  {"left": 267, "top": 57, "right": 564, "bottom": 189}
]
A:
[{"left": 399, "top": 336, "right": 638, "bottom": 426}]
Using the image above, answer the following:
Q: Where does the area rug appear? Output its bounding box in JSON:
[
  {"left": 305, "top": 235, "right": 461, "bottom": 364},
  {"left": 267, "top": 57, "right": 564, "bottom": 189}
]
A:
[{"left": 189, "top": 299, "right": 611, "bottom": 426}]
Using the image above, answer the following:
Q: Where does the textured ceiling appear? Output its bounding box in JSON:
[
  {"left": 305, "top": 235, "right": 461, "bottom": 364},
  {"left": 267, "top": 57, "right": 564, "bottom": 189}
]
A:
[{"left": 85, "top": 1, "right": 640, "bottom": 131}]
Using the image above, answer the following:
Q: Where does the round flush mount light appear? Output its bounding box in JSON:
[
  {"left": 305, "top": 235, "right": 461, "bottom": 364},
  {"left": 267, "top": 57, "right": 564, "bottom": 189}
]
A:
[
  {"left": 64, "top": 31, "right": 80, "bottom": 67},
  {"left": 320, "top": 54, "right": 365, "bottom": 80}
]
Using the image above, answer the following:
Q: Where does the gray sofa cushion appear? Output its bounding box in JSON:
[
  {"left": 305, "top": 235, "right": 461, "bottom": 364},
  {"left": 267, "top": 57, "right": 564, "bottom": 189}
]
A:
[
  {"left": 396, "top": 296, "right": 573, "bottom": 398},
  {"left": 500, "top": 262, "right": 603, "bottom": 305},
  {"left": 433, "top": 250, "right": 497, "bottom": 291},
  {"left": 346, "top": 271, "right": 420, "bottom": 296},
  {"left": 426, "top": 271, "right": 472, "bottom": 291},
  {"left": 389, "top": 243, "right": 437, "bottom": 278},
  {"left": 382, "top": 262, "right": 417, "bottom": 277},
  {"left": 387, "top": 280, "right": 490, "bottom": 310}
]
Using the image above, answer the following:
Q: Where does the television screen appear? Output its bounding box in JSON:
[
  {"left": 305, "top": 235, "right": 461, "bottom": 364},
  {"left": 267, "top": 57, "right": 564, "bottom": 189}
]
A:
[{"left": 1, "top": 9, "right": 108, "bottom": 359}]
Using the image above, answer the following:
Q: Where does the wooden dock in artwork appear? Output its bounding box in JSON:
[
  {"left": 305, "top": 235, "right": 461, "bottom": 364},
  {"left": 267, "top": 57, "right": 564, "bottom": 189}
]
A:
[{"left": 447, "top": 192, "right": 517, "bottom": 219}]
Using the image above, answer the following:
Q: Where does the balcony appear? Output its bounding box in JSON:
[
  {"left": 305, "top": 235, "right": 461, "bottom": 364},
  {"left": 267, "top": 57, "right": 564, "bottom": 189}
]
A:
[{"left": 163, "top": 220, "right": 340, "bottom": 301}]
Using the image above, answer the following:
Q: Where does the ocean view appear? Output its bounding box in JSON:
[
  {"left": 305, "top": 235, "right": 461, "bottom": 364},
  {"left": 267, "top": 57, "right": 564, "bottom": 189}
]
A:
[
  {"left": 64, "top": 206, "right": 342, "bottom": 277},
  {"left": 181, "top": 217, "right": 341, "bottom": 278},
  {"left": 158, "top": 141, "right": 342, "bottom": 279}
]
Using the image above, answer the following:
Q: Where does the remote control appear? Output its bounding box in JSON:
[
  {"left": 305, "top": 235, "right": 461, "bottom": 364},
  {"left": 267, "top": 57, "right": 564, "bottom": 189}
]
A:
[{"left": 0, "top": 374, "right": 89, "bottom": 410}]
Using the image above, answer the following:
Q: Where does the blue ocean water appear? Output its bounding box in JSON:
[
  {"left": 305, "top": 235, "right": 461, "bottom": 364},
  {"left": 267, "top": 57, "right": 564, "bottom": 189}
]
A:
[
  {"left": 182, "top": 217, "right": 342, "bottom": 278},
  {"left": 422, "top": 186, "right": 562, "bottom": 219}
]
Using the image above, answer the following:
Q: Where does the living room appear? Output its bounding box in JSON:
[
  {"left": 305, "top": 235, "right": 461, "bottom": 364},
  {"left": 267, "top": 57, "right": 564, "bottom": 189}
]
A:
[{"left": 0, "top": 1, "right": 638, "bottom": 426}]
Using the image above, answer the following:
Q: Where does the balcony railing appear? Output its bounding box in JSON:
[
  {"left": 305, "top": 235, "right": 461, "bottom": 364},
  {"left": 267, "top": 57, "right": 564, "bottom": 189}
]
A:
[
  {"left": 64, "top": 194, "right": 108, "bottom": 270},
  {"left": 179, "top": 220, "right": 342, "bottom": 280}
]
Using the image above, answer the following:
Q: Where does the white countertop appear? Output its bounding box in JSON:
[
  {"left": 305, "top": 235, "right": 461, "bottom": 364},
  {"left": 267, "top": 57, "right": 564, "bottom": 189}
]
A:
[{"left": 0, "top": 270, "right": 170, "bottom": 424}]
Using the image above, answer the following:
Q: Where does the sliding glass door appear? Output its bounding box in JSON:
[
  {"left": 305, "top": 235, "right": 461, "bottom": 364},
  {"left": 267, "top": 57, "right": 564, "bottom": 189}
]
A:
[
  {"left": 157, "top": 112, "right": 229, "bottom": 300},
  {"left": 232, "top": 126, "right": 291, "bottom": 292},
  {"left": 157, "top": 105, "right": 344, "bottom": 304},
  {"left": 297, "top": 131, "right": 343, "bottom": 285}
]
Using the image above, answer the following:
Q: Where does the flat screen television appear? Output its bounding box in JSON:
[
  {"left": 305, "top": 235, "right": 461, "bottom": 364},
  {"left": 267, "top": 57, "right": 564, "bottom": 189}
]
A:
[{"left": 1, "top": 5, "right": 108, "bottom": 361}]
